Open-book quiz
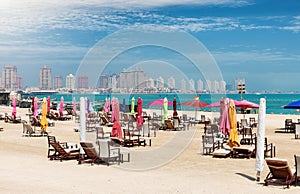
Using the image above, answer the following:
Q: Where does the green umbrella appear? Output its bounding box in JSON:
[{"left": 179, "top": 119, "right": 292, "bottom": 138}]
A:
[
  {"left": 130, "top": 97, "right": 135, "bottom": 115},
  {"left": 162, "top": 97, "right": 168, "bottom": 124}
]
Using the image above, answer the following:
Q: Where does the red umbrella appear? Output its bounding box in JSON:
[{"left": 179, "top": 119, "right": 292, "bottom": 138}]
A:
[
  {"left": 180, "top": 96, "right": 209, "bottom": 108},
  {"left": 180, "top": 96, "right": 208, "bottom": 120},
  {"left": 47, "top": 96, "right": 51, "bottom": 114},
  {"left": 146, "top": 99, "right": 173, "bottom": 106},
  {"left": 173, "top": 97, "right": 178, "bottom": 117},
  {"left": 111, "top": 98, "right": 122, "bottom": 138},
  {"left": 136, "top": 97, "right": 143, "bottom": 130}
]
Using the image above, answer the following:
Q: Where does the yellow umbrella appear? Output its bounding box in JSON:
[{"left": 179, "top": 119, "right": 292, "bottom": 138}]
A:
[
  {"left": 40, "top": 97, "right": 48, "bottom": 134},
  {"left": 228, "top": 99, "right": 240, "bottom": 150}
]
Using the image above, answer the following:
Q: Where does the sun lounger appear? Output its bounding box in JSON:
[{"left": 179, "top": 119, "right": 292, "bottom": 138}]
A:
[
  {"left": 232, "top": 146, "right": 255, "bottom": 159},
  {"left": 264, "top": 158, "right": 295, "bottom": 188},
  {"left": 78, "top": 142, "right": 101, "bottom": 165},
  {"left": 49, "top": 142, "right": 80, "bottom": 162}
]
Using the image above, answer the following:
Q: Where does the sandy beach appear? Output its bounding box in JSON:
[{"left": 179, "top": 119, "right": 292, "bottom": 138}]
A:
[{"left": 1, "top": 106, "right": 300, "bottom": 194}]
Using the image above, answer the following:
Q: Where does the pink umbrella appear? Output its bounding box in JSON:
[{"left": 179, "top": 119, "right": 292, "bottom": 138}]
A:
[
  {"left": 33, "top": 97, "right": 38, "bottom": 118},
  {"left": 59, "top": 96, "right": 64, "bottom": 117},
  {"left": 173, "top": 97, "right": 178, "bottom": 117},
  {"left": 146, "top": 99, "right": 173, "bottom": 106},
  {"left": 111, "top": 98, "right": 115, "bottom": 122},
  {"left": 206, "top": 99, "right": 259, "bottom": 109},
  {"left": 136, "top": 97, "right": 143, "bottom": 130},
  {"left": 12, "top": 95, "right": 17, "bottom": 117},
  {"left": 104, "top": 98, "right": 111, "bottom": 113},
  {"left": 220, "top": 98, "right": 230, "bottom": 136},
  {"left": 111, "top": 98, "right": 122, "bottom": 138},
  {"left": 47, "top": 96, "right": 51, "bottom": 114}
]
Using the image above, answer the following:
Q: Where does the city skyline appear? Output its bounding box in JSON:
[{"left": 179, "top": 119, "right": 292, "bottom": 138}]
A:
[{"left": 0, "top": 1, "right": 299, "bottom": 92}]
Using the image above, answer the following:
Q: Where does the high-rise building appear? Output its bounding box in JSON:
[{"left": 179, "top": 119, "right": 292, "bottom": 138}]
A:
[
  {"left": 156, "top": 76, "right": 164, "bottom": 88},
  {"left": 167, "top": 76, "right": 175, "bottom": 89},
  {"left": 78, "top": 76, "right": 89, "bottom": 89},
  {"left": 111, "top": 74, "right": 117, "bottom": 90},
  {"left": 99, "top": 75, "right": 109, "bottom": 88},
  {"left": 17, "top": 75, "right": 22, "bottom": 89},
  {"left": 39, "top": 65, "right": 52, "bottom": 90},
  {"left": 146, "top": 78, "right": 155, "bottom": 88},
  {"left": 53, "top": 76, "right": 63, "bottom": 89},
  {"left": 189, "top": 79, "right": 195, "bottom": 92},
  {"left": 181, "top": 79, "right": 186, "bottom": 93},
  {"left": 219, "top": 80, "right": 226, "bottom": 93},
  {"left": 66, "top": 74, "right": 75, "bottom": 90},
  {"left": 206, "top": 80, "right": 212, "bottom": 92},
  {"left": 119, "top": 69, "right": 146, "bottom": 89},
  {"left": 197, "top": 80, "right": 203, "bottom": 92},
  {"left": 2, "top": 66, "right": 17, "bottom": 90},
  {"left": 213, "top": 80, "right": 219, "bottom": 93}
]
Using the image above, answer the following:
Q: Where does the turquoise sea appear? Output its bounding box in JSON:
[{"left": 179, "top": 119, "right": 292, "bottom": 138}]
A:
[{"left": 22, "top": 93, "right": 300, "bottom": 115}]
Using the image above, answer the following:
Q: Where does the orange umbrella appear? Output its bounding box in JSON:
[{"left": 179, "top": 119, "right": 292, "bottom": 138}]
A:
[
  {"left": 228, "top": 99, "right": 240, "bottom": 150},
  {"left": 40, "top": 97, "right": 48, "bottom": 134}
]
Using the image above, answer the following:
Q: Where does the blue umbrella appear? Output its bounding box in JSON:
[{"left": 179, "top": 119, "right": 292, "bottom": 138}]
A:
[
  {"left": 283, "top": 100, "right": 300, "bottom": 109},
  {"left": 122, "top": 98, "right": 126, "bottom": 112}
]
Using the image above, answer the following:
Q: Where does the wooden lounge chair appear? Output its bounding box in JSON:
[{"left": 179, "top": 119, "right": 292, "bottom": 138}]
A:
[
  {"left": 264, "top": 158, "right": 295, "bottom": 188},
  {"left": 123, "top": 129, "right": 145, "bottom": 147},
  {"left": 240, "top": 127, "right": 256, "bottom": 145},
  {"left": 49, "top": 142, "right": 80, "bottom": 162},
  {"left": 100, "top": 115, "right": 113, "bottom": 127},
  {"left": 47, "top": 135, "right": 71, "bottom": 158},
  {"left": 78, "top": 142, "right": 101, "bottom": 165}
]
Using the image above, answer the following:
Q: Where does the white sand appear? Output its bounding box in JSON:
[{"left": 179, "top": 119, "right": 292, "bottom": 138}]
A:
[{"left": 0, "top": 106, "right": 300, "bottom": 193}]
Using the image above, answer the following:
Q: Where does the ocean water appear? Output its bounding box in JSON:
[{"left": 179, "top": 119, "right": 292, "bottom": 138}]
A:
[{"left": 22, "top": 93, "right": 300, "bottom": 115}]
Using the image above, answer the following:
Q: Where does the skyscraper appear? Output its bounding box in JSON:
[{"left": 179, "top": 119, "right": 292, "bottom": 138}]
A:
[
  {"left": 189, "top": 79, "right": 195, "bottom": 92},
  {"left": 119, "top": 69, "right": 146, "bottom": 89},
  {"left": 78, "top": 76, "right": 88, "bottom": 89},
  {"left": 181, "top": 79, "right": 186, "bottom": 93},
  {"left": 53, "top": 76, "right": 62, "bottom": 89},
  {"left": 167, "top": 76, "right": 176, "bottom": 89},
  {"left": 197, "top": 80, "right": 203, "bottom": 92},
  {"left": 99, "top": 75, "right": 109, "bottom": 88},
  {"left": 39, "top": 65, "right": 51, "bottom": 90},
  {"left": 2, "top": 65, "right": 17, "bottom": 90},
  {"left": 156, "top": 76, "right": 164, "bottom": 88},
  {"left": 66, "top": 74, "right": 75, "bottom": 90}
]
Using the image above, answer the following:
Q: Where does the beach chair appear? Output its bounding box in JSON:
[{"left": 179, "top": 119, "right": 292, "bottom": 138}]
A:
[
  {"left": 172, "top": 117, "right": 184, "bottom": 131},
  {"left": 202, "top": 134, "right": 219, "bottom": 155},
  {"left": 264, "top": 158, "right": 295, "bottom": 188},
  {"left": 100, "top": 115, "right": 113, "bottom": 127},
  {"left": 22, "top": 122, "right": 45, "bottom": 137},
  {"left": 49, "top": 142, "right": 80, "bottom": 162},
  {"left": 47, "top": 136, "right": 69, "bottom": 158},
  {"left": 254, "top": 137, "right": 275, "bottom": 158},
  {"left": 97, "top": 139, "right": 120, "bottom": 166},
  {"left": 285, "top": 119, "right": 294, "bottom": 133},
  {"left": 295, "top": 123, "right": 300, "bottom": 139},
  {"left": 295, "top": 155, "right": 300, "bottom": 186},
  {"left": 240, "top": 127, "right": 256, "bottom": 145},
  {"left": 78, "top": 142, "right": 101, "bottom": 165},
  {"left": 96, "top": 127, "right": 111, "bottom": 139},
  {"left": 165, "top": 119, "right": 176, "bottom": 131},
  {"left": 123, "top": 129, "right": 145, "bottom": 146}
]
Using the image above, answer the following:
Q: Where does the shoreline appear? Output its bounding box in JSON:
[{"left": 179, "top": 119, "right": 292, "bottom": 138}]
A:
[{"left": 0, "top": 106, "right": 300, "bottom": 193}]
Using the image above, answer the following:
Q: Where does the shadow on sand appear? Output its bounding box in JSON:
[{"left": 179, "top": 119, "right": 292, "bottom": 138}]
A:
[{"left": 235, "top": 172, "right": 256, "bottom": 182}]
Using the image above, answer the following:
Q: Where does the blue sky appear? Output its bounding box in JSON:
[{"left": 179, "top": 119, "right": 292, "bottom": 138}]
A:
[{"left": 0, "top": 0, "right": 299, "bottom": 92}]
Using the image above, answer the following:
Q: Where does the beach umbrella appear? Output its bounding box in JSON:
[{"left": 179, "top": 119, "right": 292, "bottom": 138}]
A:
[
  {"left": 220, "top": 98, "right": 230, "bottom": 136},
  {"left": 12, "top": 95, "right": 17, "bottom": 117},
  {"left": 72, "top": 97, "right": 76, "bottom": 115},
  {"left": 111, "top": 97, "right": 115, "bottom": 122},
  {"left": 228, "top": 99, "right": 240, "bottom": 150},
  {"left": 104, "top": 98, "right": 109, "bottom": 113},
  {"left": 59, "top": 96, "right": 64, "bottom": 116},
  {"left": 33, "top": 97, "right": 38, "bottom": 118},
  {"left": 180, "top": 96, "right": 208, "bottom": 120},
  {"left": 47, "top": 96, "right": 51, "bottom": 114},
  {"left": 146, "top": 99, "right": 173, "bottom": 106},
  {"left": 162, "top": 97, "right": 168, "bottom": 125},
  {"left": 40, "top": 97, "right": 48, "bottom": 133},
  {"left": 111, "top": 98, "right": 122, "bottom": 138},
  {"left": 122, "top": 98, "right": 126, "bottom": 112},
  {"left": 173, "top": 97, "right": 178, "bottom": 117},
  {"left": 136, "top": 97, "right": 143, "bottom": 130},
  {"left": 255, "top": 98, "right": 266, "bottom": 181},
  {"left": 79, "top": 97, "right": 86, "bottom": 155},
  {"left": 283, "top": 100, "right": 300, "bottom": 109},
  {"left": 130, "top": 97, "right": 135, "bottom": 115}
]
